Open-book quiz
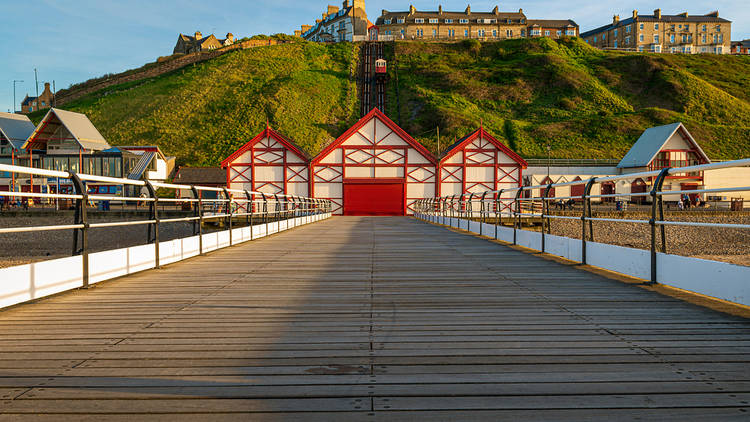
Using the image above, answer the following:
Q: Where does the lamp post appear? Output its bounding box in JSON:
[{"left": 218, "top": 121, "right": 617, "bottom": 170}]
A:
[{"left": 12, "top": 80, "right": 24, "bottom": 113}]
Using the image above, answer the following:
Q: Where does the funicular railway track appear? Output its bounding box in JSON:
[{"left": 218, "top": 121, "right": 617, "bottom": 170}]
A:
[{"left": 360, "top": 42, "right": 387, "bottom": 117}]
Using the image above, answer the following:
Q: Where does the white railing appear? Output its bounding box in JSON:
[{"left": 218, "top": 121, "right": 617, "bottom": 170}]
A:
[
  {"left": 415, "top": 159, "right": 750, "bottom": 306},
  {"left": 0, "top": 163, "right": 332, "bottom": 309}
]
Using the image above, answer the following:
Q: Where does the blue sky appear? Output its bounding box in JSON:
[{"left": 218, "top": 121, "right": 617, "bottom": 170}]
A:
[{"left": 1, "top": 0, "right": 748, "bottom": 113}]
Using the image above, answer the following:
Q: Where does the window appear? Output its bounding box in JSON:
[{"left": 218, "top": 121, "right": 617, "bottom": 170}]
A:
[
  {"left": 593, "top": 36, "right": 597, "bottom": 42},
  {"left": 654, "top": 23, "right": 659, "bottom": 30},
  {"left": 716, "top": 25, "right": 721, "bottom": 32},
  {"left": 459, "top": 19, "right": 469, "bottom": 24},
  {"left": 384, "top": 19, "right": 391, "bottom": 24},
  {"left": 614, "top": 29, "right": 618, "bottom": 37},
  {"left": 626, "top": 25, "right": 631, "bottom": 33},
  {"left": 448, "top": 29, "right": 455, "bottom": 37},
  {"left": 719, "top": 34, "right": 723, "bottom": 43},
  {"left": 531, "top": 29, "right": 541, "bottom": 36},
  {"left": 671, "top": 47, "right": 677, "bottom": 53},
  {"left": 640, "top": 23, "right": 644, "bottom": 30},
  {"left": 445, "top": 19, "right": 453, "bottom": 24},
  {"left": 544, "top": 30, "right": 550, "bottom": 37},
  {"left": 521, "top": 29, "right": 526, "bottom": 37},
  {"left": 702, "top": 34, "right": 706, "bottom": 43},
  {"left": 639, "top": 46, "right": 645, "bottom": 52},
  {"left": 566, "top": 29, "right": 575, "bottom": 36},
  {"left": 415, "top": 18, "right": 424, "bottom": 24},
  {"left": 614, "top": 40, "right": 618, "bottom": 48},
  {"left": 654, "top": 34, "right": 659, "bottom": 43},
  {"left": 685, "top": 25, "right": 689, "bottom": 31},
  {"left": 671, "top": 24, "right": 676, "bottom": 30},
  {"left": 493, "top": 29, "right": 497, "bottom": 37},
  {"left": 556, "top": 30, "right": 561, "bottom": 37},
  {"left": 41, "top": 101, "right": 45, "bottom": 106},
  {"left": 464, "top": 29, "right": 469, "bottom": 37},
  {"left": 397, "top": 18, "right": 405, "bottom": 24},
  {"left": 506, "top": 19, "right": 511, "bottom": 24},
  {"left": 625, "top": 36, "right": 630, "bottom": 45},
  {"left": 506, "top": 29, "right": 513, "bottom": 37},
  {"left": 428, "top": 18, "right": 438, "bottom": 24},
  {"left": 477, "top": 29, "right": 485, "bottom": 37},
  {"left": 702, "top": 24, "right": 706, "bottom": 32},
  {"left": 670, "top": 34, "right": 675, "bottom": 43},
  {"left": 684, "top": 46, "right": 691, "bottom": 53},
  {"left": 29, "top": 106, "right": 33, "bottom": 112},
  {"left": 416, "top": 29, "right": 423, "bottom": 37},
  {"left": 433, "top": 29, "right": 437, "bottom": 37},
  {"left": 602, "top": 33, "right": 606, "bottom": 40},
  {"left": 682, "top": 35, "right": 687, "bottom": 43}
]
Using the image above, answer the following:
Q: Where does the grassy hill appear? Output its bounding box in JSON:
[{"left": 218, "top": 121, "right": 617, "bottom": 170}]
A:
[
  {"left": 31, "top": 42, "right": 360, "bottom": 166},
  {"left": 31, "top": 37, "right": 750, "bottom": 165},
  {"left": 386, "top": 38, "right": 750, "bottom": 160}
]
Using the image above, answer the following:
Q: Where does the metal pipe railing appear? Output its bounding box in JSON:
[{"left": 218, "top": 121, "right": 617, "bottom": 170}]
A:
[
  {"left": 0, "top": 163, "right": 331, "bottom": 287},
  {"left": 415, "top": 158, "right": 750, "bottom": 285}
]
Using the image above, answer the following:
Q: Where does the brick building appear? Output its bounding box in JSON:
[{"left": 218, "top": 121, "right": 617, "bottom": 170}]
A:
[
  {"left": 20, "top": 83, "right": 54, "bottom": 114},
  {"left": 173, "top": 31, "right": 234, "bottom": 54},
  {"left": 373, "top": 5, "right": 577, "bottom": 41},
  {"left": 581, "top": 9, "right": 731, "bottom": 54},
  {"left": 732, "top": 39, "right": 750, "bottom": 54},
  {"left": 301, "top": 0, "right": 369, "bottom": 42}
]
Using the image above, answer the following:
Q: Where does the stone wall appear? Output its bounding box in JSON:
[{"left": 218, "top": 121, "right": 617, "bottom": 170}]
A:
[{"left": 55, "top": 39, "right": 288, "bottom": 106}]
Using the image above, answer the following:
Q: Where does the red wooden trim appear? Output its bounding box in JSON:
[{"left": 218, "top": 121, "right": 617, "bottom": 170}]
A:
[
  {"left": 440, "top": 128, "right": 527, "bottom": 168},
  {"left": 343, "top": 177, "right": 405, "bottom": 184},
  {"left": 221, "top": 127, "right": 309, "bottom": 167},
  {"left": 311, "top": 108, "right": 437, "bottom": 166}
]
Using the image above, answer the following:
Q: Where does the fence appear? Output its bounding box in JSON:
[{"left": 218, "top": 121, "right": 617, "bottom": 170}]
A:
[
  {"left": 415, "top": 158, "right": 750, "bottom": 306},
  {"left": 0, "top": 163, "right": 332, "bottom": 309}
]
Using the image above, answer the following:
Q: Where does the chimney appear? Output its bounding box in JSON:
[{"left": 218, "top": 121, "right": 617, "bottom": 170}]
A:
[
  {"left": 519, "top": 8, "right": 523, "bottom": 14},
  {"left": 492, "top": 6, "right": 499, "bottom": 15},
  {"left": 633, "top": 9, "right": 638, "bottom": 19},
  {"left": 613, "top": 15, "right": 619, "bottom": 25},
  {"left": 342, "top": 0, "right": 350, "bottom": 7},
  {"left": 327, "top": 5, "right": 339, "bottom": 16},
  {"left": 194, "top": 31, "right": 202, "bottom": 40},
  {"left": 382, "top": 9, "right": 388, "bottom": 16},
  {"left": 226, "top": 33, "right": 234, "bottom": 43},
  {"left": 439, "top": 5, "right": 443, "bottom": 15},
  {"left": 465, "top": 5, "right": 471, "bottom": 15},
  {"left": 705, "top": 11, "right": 718, "bottom": 18},
  {"left": 409, "top": 5, "right": 416, "bottom": 15},
  {"left": 654, "top": 8, "right": 661, "bottom": 19}
]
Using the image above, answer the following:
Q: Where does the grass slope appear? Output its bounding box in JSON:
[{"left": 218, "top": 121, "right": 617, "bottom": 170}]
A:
[
  {"left": 386, "top": 38, "right": 750, "bottom": 160},
  {"left": 31, "top": 42, "right": 360, "bottom": 166},
  {"left": 31, "top": 38, "right": 750, "bottom": 165}
]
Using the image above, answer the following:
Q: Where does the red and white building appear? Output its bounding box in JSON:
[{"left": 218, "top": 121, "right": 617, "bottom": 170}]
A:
[
  {"left": 311, "top": 108, "right": 437, "bottom": 215},
  {"left": 220, "top": 109, "right": 529, "bottom": 215},
  {"left": 221, "top": 125, "right": 311, "bottom": 197},
  {"left": 439, "top": 127, "right": 527, "bottom": 211}
]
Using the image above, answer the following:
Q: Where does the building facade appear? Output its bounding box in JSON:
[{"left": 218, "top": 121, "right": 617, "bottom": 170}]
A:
[
  {"left": 732, "top": 39, "right": 750, "bottom": 54},
  {"left": 301, "top": 0, "right": 368, "bottom": 42},
  {"left": 21, "top": 83, "right": 54, "bottom": 114},
  {"left": 581, "top": 9, "right": 732, "bottom": 54},
  {"left": 374, "top": 5, "right": 577, "bottom": 41},
  {"left": 173, "top": 31, "right": 234, "bottom": 54}
]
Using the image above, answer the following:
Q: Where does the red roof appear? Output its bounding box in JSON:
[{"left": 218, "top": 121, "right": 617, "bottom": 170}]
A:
[
  {"left": 312, "top": 108, "right": 437, "bottom": 166},
  {"left": 221, "top": 126, "right": 310, "bottom": 168},
  {"left": 440, "top": 127, "right": 527, "bottom": 168}
]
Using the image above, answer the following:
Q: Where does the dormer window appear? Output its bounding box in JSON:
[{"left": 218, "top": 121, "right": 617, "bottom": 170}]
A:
[
  {"left": 415, "top": 18, "right": 424, "bottom": 24},
  {"left": 445, "top": 19, "right": 453, "bottom": 24},
  {"left": 459, "top": 19, "right": 469, "bottom": 24},
  {"left": 429, "top": 18, "right": 438, "bottom": 24},
  {"left": 384, "top": 19, "right": 391, "bottom": 24},
  {"left": 397, "top": 18, "right": 405, "bottom": 24}
]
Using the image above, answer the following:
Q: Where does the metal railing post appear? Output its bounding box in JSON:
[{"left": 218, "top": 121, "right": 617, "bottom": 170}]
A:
[
  {"left": 260, "top": 193, "right": 268, "bottom": 235},
  {"left": 480, "top": 192, "right": 487, "bottom": 236},
  {"left": 70, "top": 172, "right": 90, "bottom": 288},
  {"left": 541, "top": 184, "right": 552, "bottom": 254},
  {"left": 191, "top": 186, "right": 204, "bottom": 255},
  {"left": 513, "top": 189, "right": 523, "bottom": 245},
  {"left": 244, "top": 190, "right": 252, "bottom": 228},
  {"left": 649, "top": 168, "right": 671, "bottom": 285},
  {"left": 274, "top": 194, "right": 281, "bottom": 228},
  {"left": 494, "top": 190, "right": 502, "bottom": 239},
  {"left": 223, "top": 188, "right": 233, "bottom": 246},
  {"left": 581, "top": 178, "right": 597, "bottom": 265},
  {"left": 466, "top": 193, "right": 474, "bottom": 231},
  {"left": 145, "top": 181, "right": 160, "bottom": 269}
]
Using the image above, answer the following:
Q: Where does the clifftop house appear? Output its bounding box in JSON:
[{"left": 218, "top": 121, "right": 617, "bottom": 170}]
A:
[
  {"left": 300, "top": 0, "right": 369, "bottom": 42},
  {"left": 173, "top": 31, "right": 234, "bottom": 54},
  {"left": 20, "top": 82, "right": 54, "bottom": 114},
  {"left": 373, "top": 5, "right": 577, "bottom": 41},
  {"left": 581, "top": 9, "right": 732, "bottom": 54}
]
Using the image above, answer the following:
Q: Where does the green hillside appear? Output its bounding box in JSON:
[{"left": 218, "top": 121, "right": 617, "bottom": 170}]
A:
[
  {"left": 386, "top": 38, "right": 750, "bottom": 160},
  {"left": 31, "top": 38, "right": 750, "bottom": 165},
  {"left": 31, "top": 42, "right": 360, "bottom": 166}
]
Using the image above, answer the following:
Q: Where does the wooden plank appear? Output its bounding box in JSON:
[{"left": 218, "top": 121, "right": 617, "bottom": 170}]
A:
[{"left": 0, "top": 216, "right": 747, "bottom": 418}]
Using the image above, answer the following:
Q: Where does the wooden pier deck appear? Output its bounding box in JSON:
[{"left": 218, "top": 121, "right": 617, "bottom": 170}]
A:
[{"left": 0, "top": 216, "right": 749, "bottom": 420}]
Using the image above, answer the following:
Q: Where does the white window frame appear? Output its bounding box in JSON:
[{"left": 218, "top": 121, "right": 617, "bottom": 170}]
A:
[
  {"left": 459, "top": 19, "right": 469, "bottom": 24},
  {"left": 384, "top": 19, "right": 392, "bottom": 25},
  {"left": 429, "top": 18, "right": 438, "bottom": 24},
  {"left": 445, "top": 19, "right": 453, "bottom": 24},
  {"left": 415, "top": 18, "right": 424, "bottom": 24},
  {"left": 397, "top": 18, "right": 405, "bottom": 24}
]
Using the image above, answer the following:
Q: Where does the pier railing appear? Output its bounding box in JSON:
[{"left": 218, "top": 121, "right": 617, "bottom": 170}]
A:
[
  {"left": 415, "top": 159, "right": 750, "bottom": 306},
  {"left": 0, "top": 163, "right": 331, "bottom": 309}
]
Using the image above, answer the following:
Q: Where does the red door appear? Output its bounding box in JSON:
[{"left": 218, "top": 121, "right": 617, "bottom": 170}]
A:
[{"left": 343, "top": 182, "right": 404, "bottom": 216}]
